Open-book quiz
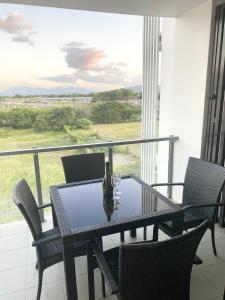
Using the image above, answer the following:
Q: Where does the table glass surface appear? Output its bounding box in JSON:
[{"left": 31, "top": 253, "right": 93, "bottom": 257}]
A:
[{"left": 57, "top": 177, "right": 174, "bottom": 229}]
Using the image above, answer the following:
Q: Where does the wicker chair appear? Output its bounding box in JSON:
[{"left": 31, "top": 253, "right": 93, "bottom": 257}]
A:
[
  {"left": 61, "top": 152, "right": 105, "bottom": 183},
  {"left": 147, "top": 157, "right": 225, "bottom": 257},
  {"left": 13, "top": 179, "right": 87, "bottom": 300},
  {"left": 61, "top": 152, "right": 125, "bottom": 242},
  {"left": 87, "top": 220, "right": 209, "bottom": 300}
]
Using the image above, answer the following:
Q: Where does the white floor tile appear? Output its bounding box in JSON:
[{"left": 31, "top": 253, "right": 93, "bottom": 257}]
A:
[
  {"left": 26, "top": 246, "right": 37, "bottom": 265},
  {"left": 210, "top": 296, "right": 224, "bottom": 300},
  {"left": 0, "top": 266, "right": 26, "bottom": 295},
  {"left": 190, "top": 269, "right": 221, "bottom": 300},
  {"left": 26, "top": 286, "right": 41, "bottom": 300},
  {"left": 26, "top": 282, "right": 65, "bottom": 300},
  {"left": 194, "top": 239, "right": 225, "bottom": 270},
  {"left": 2, "top": 220, "right": 28, "bottom": 237},
  {"left": 0, "top": 290, "right": 25, "bottom": 300},
  {"left": 26, "top": 264, "right": 61, "bottom": 288},
  {"left": 0, "top": 248, "right": 27, "bottom": 271},
  {"left": 0, "top": 233, "right": 27, "bottom": 253},
  {"left": 43, "top": 280, "right": 65, "bottom": 300},
  {"left": 0, "top": 220, "right": 224, "bottom": 300},
  {"left": 200, "top": 261, "right": 225, "bottom": 294}
]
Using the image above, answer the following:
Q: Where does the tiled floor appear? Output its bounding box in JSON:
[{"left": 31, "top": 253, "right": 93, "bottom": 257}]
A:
[{"left": 0, "top": 216, "right": 225, "bottom": 300}]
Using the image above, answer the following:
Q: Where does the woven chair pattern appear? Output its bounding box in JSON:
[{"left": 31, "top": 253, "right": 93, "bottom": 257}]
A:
[
  {"left": 13, "top": 178, "right": 87, "bottom": 300},
  {"left": 61, "top": 152, "right": 105, "bottom": 183},
  {"left": 182, "top": 157, "right": 225, "bottom": 222},
  {"left": 13, "top": 178, "right": 42, "bottom": 238},
  {"left": 88, "top": 221, "right": 208, "bottom": 300}
]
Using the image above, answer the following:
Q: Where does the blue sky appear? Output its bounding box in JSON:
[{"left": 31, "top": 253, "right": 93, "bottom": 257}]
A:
[{"left": 0, "top": 3, "right": 143, "bottom": 92}]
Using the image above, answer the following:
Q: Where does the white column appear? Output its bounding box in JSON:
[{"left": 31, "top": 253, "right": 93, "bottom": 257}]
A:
[{"left": 141, "top": 16, "right": 160, "bottom": 184}]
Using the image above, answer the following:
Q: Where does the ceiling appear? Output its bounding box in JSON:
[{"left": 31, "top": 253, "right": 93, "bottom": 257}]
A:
[{"left": 0, "top": 0, "right": 208, "bottom": 17}]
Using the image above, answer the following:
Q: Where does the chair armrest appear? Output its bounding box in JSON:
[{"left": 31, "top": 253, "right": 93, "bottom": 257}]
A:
[
  {"left": 151, "top": 182, "right": 184, "bottom": 188},
  {"left": 38, "top": 203, "right": 52, "bottom": 209},
  {"left": 90, "top": 240, "right": 119, "bottom": 294},
  {"left": 32, "top": 233, "right": 60, "bottom": 247},
  {"left": 183, "top": 203, "right": 225, "bottom": 212}
]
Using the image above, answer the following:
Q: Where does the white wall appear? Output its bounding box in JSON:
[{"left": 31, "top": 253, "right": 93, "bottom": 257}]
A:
[{"left": 158, "top": 0, "right": 212, "bottom": 200}]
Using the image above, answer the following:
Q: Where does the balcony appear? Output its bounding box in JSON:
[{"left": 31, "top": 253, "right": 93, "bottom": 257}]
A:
[
  {"left": 0, "top": 217, "right": 225, "bottom": 300},
  {"left": 0, "top": 137, "right": 225, "bottom": 299}
]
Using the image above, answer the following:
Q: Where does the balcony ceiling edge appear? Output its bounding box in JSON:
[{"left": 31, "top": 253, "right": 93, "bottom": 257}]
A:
[{"left": 0, "top": 0, "right": 208, "bottom": 17}]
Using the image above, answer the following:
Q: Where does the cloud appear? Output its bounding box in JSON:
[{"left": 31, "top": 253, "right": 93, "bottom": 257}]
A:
[
  {"left": 0, "top": 11, "right": 36, "bottom": 45},
  {"left": 42, "top": 42, "right": 139, "bottom": 86},
  {"left": 62, "top": 42, "right": 107, "bottom": 71}
]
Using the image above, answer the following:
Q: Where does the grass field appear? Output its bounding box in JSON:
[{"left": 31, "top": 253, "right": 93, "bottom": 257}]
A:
[{"left": 0, "top": 122, "right": 141, "bottom": 223}]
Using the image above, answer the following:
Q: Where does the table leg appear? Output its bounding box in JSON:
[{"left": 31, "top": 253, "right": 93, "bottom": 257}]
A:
[
  {"left": 129, "top": 229, "right": 137, "bottom": 238},
  {"left": 63, "top": 243, "right": 78, "bottom": 300},
  {"left": 87, "top": 241, "right": 95, "bottom": 300}
]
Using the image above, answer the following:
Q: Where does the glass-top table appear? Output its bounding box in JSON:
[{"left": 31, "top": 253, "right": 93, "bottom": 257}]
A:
[
  {"left": 50, "top": 175, "right": 183, "bottom": 300},
  {"left": 57, "top": 176, "right": 177, "bottom": 229}
]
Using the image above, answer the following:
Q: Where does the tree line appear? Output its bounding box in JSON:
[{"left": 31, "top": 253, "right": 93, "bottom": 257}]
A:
[
  {"left": 0, "top": 101, "right": 141, "bottom": 132},
  {"left": 92, "top": 88, "right": 135, "bottom": 102},
  {"left": 0, "top": 87, "right": 141, "bottom": 101}
]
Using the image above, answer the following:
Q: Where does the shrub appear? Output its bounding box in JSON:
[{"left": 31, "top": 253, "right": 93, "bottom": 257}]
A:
[
  {"left": 76, "top": 118, "right": 92, "bottom": 129},
  {"left": 90, "top": 101, "right": 141, "bottom": 124},
  {"left": 33, "top": 107, "right": 77, "bottom": 132},
  {"left": 6, "top": 108, "right": 36, "bottom": 129}
]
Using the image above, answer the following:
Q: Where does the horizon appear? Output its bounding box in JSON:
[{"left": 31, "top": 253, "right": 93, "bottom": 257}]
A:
[
  {"left": 0, "top": 3, "right": 143, "bottom": 94},
  {"left": 0, "top": 84, "right": 142, "bottom": 97}
]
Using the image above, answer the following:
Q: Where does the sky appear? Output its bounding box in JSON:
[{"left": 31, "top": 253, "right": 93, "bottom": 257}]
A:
[{"left": 0, "top": 3, "right": 143, "bottom": 92}]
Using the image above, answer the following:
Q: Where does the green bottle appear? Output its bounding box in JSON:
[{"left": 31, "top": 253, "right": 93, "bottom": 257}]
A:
[{"left": 103, "top": 162, "right": 113, "bottom": 196}]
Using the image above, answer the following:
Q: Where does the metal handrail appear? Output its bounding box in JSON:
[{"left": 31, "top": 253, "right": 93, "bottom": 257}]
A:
[
  {"left": 0, "top": 136, "right": 178, "bottom": 156},
  {"left": 0, "top": 135, "right": 178, "bottom": 222}
]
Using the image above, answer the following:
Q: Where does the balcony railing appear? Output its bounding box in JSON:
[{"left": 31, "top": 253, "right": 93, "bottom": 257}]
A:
[{"left": 0, "top": 136, "right": 178, "bottom": 222}]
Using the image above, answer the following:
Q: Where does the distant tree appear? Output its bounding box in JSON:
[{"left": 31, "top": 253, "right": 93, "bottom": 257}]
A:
[
  {"left": 33, "top": 107, "right": 75, "bottom": 131},
  {"left": 6, "top": 108, "right": 36, "bottom": 129},
  {"left": 13, "top": 94, "right": 24, "bottom": 98},
  {"left": 90, "top": 101, "right": 141, "bottom": 124},
  {"left": 92, "top": 88, "right": 134, "bottom": 102}
]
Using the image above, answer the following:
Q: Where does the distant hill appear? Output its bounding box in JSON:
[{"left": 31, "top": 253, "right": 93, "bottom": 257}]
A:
[
  {"left": 0, "top": 86, "right": 93, "bottom": 96},
  {"left": 128, "top": 85, "right": 142, "bottom": 93},
  {"left": 0, "top": 85, "right": 142, "bottom": 97}
]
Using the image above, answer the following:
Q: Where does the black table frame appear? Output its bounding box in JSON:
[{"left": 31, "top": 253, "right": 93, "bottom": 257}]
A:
[{"left": 50, "top": 175, "right": 184, "bottom": 300}]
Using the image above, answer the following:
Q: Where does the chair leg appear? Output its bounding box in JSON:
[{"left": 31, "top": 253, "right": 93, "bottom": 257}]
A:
[
  {"left": 193, "top": 255, "right": 203, "bottom": 265},
  {"left": 36, "top": 269, "right": 43, "bottom": 300},
  {"left": 120, "top": 232, "right": 124, "bottom": 242},
  {"left": 87, "top": 243, "right": 95, "bottom": 300},
  {"left": 211, "top": 225, "right": 217, "bottom": 256},
  {"left": 153, "top": 224, "right": 159, "bottom": 241},
  {"left": 143, "top": 227, "right": 147, "bottom": 240},
  {"left": 101, "top": 272, "right": 106, "bottom": 297}
]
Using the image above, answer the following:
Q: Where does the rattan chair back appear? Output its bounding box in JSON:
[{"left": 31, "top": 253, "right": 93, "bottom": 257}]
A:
[
  {"left": 61, "top": 152, "right": 105, "bottom": 183},
  {"left": 119, "top": 220, "right": 208, "bottom": 300},
  {"left": 182, "top": 157, "right": 225, "bottom": 222},
  {"left": 12, "top": 178, "right": 42, "bottom": 240}
]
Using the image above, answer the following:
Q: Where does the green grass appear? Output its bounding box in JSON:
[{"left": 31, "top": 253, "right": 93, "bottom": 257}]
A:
[{"left": 0, "top": 122, "right": 141, "bottom": 224}]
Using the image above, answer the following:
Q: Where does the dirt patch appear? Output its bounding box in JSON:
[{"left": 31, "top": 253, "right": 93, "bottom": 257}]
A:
[{"left": 113, "top": 153, "right": 136, "bottom": 165}]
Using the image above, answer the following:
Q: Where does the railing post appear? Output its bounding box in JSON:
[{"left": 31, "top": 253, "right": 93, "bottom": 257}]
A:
[
  {"left": 33, "top": 148, "right": 44, "bottom": 222},
  {"left": 167, "top": 135, "right": 176, "bottom": 199},
  {"left": 108, "top": 141, "right": 113, "bottom": 174}
]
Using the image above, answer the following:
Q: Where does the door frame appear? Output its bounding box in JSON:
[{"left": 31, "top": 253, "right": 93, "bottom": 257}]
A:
[
  {"left": 201, "top": 0, "right": 225, "bottom": 159},
  {"left": 201, "top": 0, "right": 225, "bottom": 227}
]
